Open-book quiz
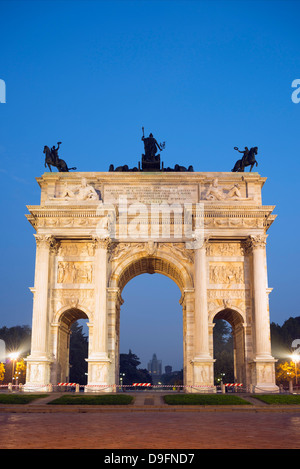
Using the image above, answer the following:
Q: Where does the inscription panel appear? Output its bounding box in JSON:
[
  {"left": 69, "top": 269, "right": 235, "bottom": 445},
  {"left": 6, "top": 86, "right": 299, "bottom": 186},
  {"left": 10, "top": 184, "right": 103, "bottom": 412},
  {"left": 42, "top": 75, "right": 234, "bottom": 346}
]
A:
[{"left": 103, "top": 184, "right": 198, "bottom": 204}]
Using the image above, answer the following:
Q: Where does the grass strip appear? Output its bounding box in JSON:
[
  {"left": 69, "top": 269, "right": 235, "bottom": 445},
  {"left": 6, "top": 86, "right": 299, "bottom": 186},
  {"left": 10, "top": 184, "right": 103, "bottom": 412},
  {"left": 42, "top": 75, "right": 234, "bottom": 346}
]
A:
[
  {"left": 163, "top": 394, "right": 251, "bottom": 405},
  {"left": 251, "top": 394, "right": 300, "bottom": 405},
  {"left": 48, "top": 394, "right": 134, "bottom": 405},
  {"left": 0, "top": 394, "right": 49, "bottom": 404}
]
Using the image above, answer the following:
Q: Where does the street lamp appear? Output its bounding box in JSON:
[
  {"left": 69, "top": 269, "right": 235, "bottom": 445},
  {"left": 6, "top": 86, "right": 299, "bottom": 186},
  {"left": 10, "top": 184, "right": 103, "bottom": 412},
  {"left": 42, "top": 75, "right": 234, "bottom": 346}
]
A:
[
  {"left": 291, "top": 353, "right": 300, "bottom": 385},
  {"left": 9, "top": 352, "right": 19, "bottom": 383}
]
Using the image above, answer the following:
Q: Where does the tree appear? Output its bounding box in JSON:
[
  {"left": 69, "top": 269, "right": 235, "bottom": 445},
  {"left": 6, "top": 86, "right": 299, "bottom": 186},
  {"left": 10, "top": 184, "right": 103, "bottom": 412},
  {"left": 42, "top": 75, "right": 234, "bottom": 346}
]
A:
[
  {"left": 0, "top": 363, "right": 5, "bottom": 382},
  {"left": 271, "top": 316, "right": 300, "bottom": 363},
  {"left": 15, "top": 359, "right": 26, "bottom": 384},
  {"left": 0, "top": 325, "right": 31, "bottom": 355},
  {"left": 276, "top": 361, "right": 296, "bottom": 385},
  {"left": 69, "top": 322, "right": 88, "bottom": 384},
  {"left": 119, "top": 350, "right": 152, "bottom": 385},
  {"left": 213, "top": 319, "right": 234, "bottom": 383},
  {"left": 160, "top": 369, "right": 183, "bottom": 386}
]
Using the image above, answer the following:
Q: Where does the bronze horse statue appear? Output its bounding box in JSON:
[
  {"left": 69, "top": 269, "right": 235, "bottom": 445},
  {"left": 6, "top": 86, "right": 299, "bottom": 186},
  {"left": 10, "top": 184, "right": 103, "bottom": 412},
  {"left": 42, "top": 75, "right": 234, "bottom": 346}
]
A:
[
  {"left": 44, "top": 142, "right": 76, "bottom": 172},
  {"left": 232, "top": 146, "right": 258, "bottom": 172}
]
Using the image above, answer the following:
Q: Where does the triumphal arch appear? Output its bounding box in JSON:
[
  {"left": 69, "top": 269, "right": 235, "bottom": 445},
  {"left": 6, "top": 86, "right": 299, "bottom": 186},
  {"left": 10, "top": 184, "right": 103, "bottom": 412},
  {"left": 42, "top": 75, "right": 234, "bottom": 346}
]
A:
[{"left": 24, "top": 141, "right": 278, "bottom": 393}]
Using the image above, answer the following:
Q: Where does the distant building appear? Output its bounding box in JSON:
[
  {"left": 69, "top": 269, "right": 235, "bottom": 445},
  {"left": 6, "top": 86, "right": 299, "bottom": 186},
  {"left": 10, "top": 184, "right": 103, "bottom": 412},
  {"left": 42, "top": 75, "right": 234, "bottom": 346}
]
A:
[
  {"left": 165, "top": 365, "right": 172, "bottom": 374},
  {"left": 147, "top": 353, "right": 162, "bottom": 384}
]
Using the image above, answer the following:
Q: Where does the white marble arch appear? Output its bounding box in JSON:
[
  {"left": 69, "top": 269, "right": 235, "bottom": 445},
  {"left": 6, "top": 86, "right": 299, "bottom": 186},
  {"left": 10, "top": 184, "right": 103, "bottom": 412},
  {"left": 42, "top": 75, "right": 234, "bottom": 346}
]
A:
[{"left": 24, "top": 171, "right": 279, "bottom": 393}]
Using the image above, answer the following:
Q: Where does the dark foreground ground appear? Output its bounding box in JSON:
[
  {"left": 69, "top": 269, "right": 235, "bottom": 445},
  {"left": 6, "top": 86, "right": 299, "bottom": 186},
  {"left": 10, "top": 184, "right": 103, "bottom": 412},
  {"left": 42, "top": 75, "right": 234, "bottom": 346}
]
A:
[{"left": 1, "top": 392, "right": 300, "bottom": 449}]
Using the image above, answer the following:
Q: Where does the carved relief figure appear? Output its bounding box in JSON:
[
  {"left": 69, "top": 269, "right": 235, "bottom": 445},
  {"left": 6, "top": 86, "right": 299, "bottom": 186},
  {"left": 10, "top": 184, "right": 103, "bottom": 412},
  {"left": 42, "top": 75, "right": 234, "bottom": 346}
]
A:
[
  {"left": 61, "top": 178, "right": 99, "bottom": 201},
  {"left": 203, "top": 178, "right": 248, "bottom": 201},
  {"left": 209, "top": 263, "right": 244, "bottom": 284},
  {"left": 57, "top": 262, "right": 93, "bottom": 284},
  {"left": 207, "top": 242, "right": 243, "bottom": 256},
  {"left": 204, "top": 178, "right": 225, "bottom": 201}
]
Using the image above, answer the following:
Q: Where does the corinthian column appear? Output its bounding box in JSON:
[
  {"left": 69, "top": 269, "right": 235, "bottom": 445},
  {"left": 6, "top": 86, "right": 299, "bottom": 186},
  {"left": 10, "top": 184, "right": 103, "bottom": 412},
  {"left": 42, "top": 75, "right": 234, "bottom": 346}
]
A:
[
  {"left": 91, "top": 236, "right": 111, "bottom": 359},
  {"left": 247, "top": 234, "right": 278, "bottom": 393},
  {"left": 192, "top": 238, "right": 215, "bottom": 392},
  {"left": 24, "top": 234, "right": 57, "bottom": 391},
  {"left": 250, "top": 235, "right": 273, "bottom": 359},
  {"left": 86, "top": 236, "right": 112, "bottom": 391},
  {"left": 30, "top": 234, "right": 56, "bottom": 358},
  {"left": 194, "top": 241, "right": 210, "bottom": 359}
]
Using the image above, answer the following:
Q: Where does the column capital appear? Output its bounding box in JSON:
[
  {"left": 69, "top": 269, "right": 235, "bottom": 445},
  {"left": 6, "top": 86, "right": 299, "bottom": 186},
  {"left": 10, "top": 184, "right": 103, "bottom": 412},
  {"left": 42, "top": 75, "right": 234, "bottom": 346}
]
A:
[
  {"left": 91, "top": 235, "right": 111, "bottom": 250},
  {"left": 194, "top": 236, "right": 210, "bottom": 252},
  {"left": 34, "top": 234, "right": 58, "bottom": 250},
  {"left": 243, "top": 234, "right": 267, "bottom": 253}
]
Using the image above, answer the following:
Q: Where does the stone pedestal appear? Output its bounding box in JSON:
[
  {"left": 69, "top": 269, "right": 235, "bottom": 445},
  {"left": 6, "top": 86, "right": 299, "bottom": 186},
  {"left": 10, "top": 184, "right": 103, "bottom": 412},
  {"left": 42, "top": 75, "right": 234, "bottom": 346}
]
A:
[
  {"left": 191, "top": 359, "right": 216, "bottom": 393},
  {"left": 85, "top": 357, "right": 113, "bottom": 392},
  {"left": 23, "top": 358, "right": 53, "bottom": 392}
]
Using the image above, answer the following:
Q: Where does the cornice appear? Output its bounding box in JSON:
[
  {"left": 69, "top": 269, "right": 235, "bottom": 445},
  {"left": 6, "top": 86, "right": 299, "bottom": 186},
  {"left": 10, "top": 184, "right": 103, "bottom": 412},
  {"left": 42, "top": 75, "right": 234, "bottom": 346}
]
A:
[{"left": 36, "top": 171, "right": 267, "bottom": 185}]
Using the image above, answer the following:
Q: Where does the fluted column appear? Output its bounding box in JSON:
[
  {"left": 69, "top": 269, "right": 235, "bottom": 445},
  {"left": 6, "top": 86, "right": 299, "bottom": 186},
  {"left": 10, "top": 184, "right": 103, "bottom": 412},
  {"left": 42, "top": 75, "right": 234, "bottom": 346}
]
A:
[
  {"left": 30, "top": 234, "right": 56, "bottom": 358},
  {"left": 247, "top": 235, "right": 278, "bottom": 392},
  {"left": 24, "top": 234, "right": 57, "bottom": 391},
  {"left": 91, "top": 236, "right": 111, "bottom": 359},
  {"left": 86, "top": 236, "right": 112, "bottom": 391},
  {"left": 192, "top": 239, "right": 215, "bottom": 392},
  {"left": 250, "top": 235, "right": 273, "bottom": 359},
  {"left": 194, "top": 242, "right": 211, "bottom": 359}
]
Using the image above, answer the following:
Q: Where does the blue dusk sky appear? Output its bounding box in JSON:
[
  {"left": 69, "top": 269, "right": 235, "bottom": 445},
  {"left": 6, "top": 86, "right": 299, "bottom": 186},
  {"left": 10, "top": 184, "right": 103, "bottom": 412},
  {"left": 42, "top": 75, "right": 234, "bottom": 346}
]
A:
[{"left": 0, "top": 0, "right": 299, "bottom": 370}]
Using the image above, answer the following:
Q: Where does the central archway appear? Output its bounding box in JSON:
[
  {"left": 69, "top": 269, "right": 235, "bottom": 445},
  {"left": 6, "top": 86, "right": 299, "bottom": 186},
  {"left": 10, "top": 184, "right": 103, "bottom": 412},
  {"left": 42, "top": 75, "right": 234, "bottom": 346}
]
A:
[
  {"left": 109, "top": 251, "right": 194, "bottom": 389},
  {"left": 120, "top": 273, "right": 183, "bottom": 383},
  {"left": 116, "top": 256, "right": 189, "bottom": 293}
]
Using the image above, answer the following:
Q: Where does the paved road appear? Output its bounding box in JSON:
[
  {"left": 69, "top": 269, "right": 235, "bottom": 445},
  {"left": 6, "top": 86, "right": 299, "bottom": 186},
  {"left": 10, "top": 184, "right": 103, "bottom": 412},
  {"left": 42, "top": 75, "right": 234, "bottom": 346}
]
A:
[{"left": 1, "top": 409, "right": 300, "bottom": 449}]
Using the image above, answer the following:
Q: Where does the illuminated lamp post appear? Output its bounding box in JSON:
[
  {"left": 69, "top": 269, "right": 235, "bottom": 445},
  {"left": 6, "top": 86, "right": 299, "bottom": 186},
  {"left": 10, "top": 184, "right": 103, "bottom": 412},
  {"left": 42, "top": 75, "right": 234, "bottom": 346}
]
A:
[
  {"left": 291, "top": 353, "right": 300, "bottom": 385},
  {"left": 9, "top": 352, "right": 19, "bottom": 384}
]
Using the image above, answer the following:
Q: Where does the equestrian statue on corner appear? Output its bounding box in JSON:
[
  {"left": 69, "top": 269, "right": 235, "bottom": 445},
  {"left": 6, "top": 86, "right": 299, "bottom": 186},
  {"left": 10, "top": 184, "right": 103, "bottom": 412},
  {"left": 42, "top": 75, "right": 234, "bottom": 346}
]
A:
[
  {"left": 232, "top": 146, "right": 258, "bottom": 172},
  {"left": 43, "top": 142, "right": 77, "bottom": 172}
]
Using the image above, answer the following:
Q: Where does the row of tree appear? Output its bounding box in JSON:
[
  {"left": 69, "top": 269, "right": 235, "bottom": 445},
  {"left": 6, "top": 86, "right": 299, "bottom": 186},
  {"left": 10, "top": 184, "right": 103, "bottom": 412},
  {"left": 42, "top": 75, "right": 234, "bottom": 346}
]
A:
[{"left": 0, "top": 317, "right": 299, "bottom": 385}]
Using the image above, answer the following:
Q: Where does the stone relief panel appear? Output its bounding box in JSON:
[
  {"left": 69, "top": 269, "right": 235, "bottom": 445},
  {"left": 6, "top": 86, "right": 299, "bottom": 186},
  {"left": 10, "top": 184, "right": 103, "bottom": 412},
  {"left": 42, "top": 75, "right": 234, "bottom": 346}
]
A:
[
  {"left": 207, "top": 242, "right": 243, "bottom": 257},
  {"left": 58, "top": 242, "right": 95, "bottom": 257},
  {"left": 27, "top": 363, "right": 45, "bottom": 384},
  {"left": 57, "top": 261, "right": 93, "bottom": 284},
  {"left": 47, "top": 178, "right": 101, "bottom": 203},
  {"left": 209, "top": 262, "right": 244, "bottom": 284},
  {"left": 201, "top": 178, "right": 251, "bottom": 201},
  {"left": 193, "top": 363, "right": 214, "bottom": 386},
  {"left": 256, "top": 363, "right": 274, "bottom": 383}
]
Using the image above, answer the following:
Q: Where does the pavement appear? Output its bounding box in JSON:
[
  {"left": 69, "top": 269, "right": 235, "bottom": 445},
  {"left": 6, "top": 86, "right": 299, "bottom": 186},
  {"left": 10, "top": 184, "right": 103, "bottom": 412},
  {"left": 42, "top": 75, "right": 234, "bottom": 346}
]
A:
[{"left": 1, "top": 392, "right": 300, "bottom": 449}]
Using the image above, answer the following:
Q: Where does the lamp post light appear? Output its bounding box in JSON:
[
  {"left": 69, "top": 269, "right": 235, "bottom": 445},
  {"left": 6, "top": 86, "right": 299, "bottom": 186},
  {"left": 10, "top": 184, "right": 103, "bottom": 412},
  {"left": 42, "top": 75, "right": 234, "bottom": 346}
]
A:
[
  {"left": 9, "top": 352, "right": 19, "bottom": 384},
  {"left": 291, "top": 353, "right": 300, "bottom": 385}
]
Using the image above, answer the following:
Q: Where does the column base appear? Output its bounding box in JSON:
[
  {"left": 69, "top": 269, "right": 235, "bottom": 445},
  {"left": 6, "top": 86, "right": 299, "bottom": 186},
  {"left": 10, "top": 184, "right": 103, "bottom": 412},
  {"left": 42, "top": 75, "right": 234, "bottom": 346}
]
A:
[{"left": 252, "top": 383, "right": 279, "bottom": 394}]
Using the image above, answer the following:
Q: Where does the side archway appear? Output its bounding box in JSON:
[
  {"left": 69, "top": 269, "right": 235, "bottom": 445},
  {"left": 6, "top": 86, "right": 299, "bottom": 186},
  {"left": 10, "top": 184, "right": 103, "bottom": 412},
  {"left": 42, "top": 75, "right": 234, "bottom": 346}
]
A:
[
  {"left": 51, "top": 306, "right": 90, "bottom": 384},
  {"left": 210, "top": 307, "right": 246, "bottom": 385}
]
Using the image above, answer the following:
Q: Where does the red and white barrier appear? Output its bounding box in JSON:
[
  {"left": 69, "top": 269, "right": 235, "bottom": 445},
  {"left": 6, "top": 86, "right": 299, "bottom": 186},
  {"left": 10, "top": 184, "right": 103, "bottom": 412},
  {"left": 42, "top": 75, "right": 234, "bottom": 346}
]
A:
[
  {"left": 57, "top": 383, "right": 77, "bottom": 386},
  {"left": 132, "top": 383, "right": 151, "bottom": 387},
  {"left": 224, "top": 383, "right": 243, "bottom": 387}
]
